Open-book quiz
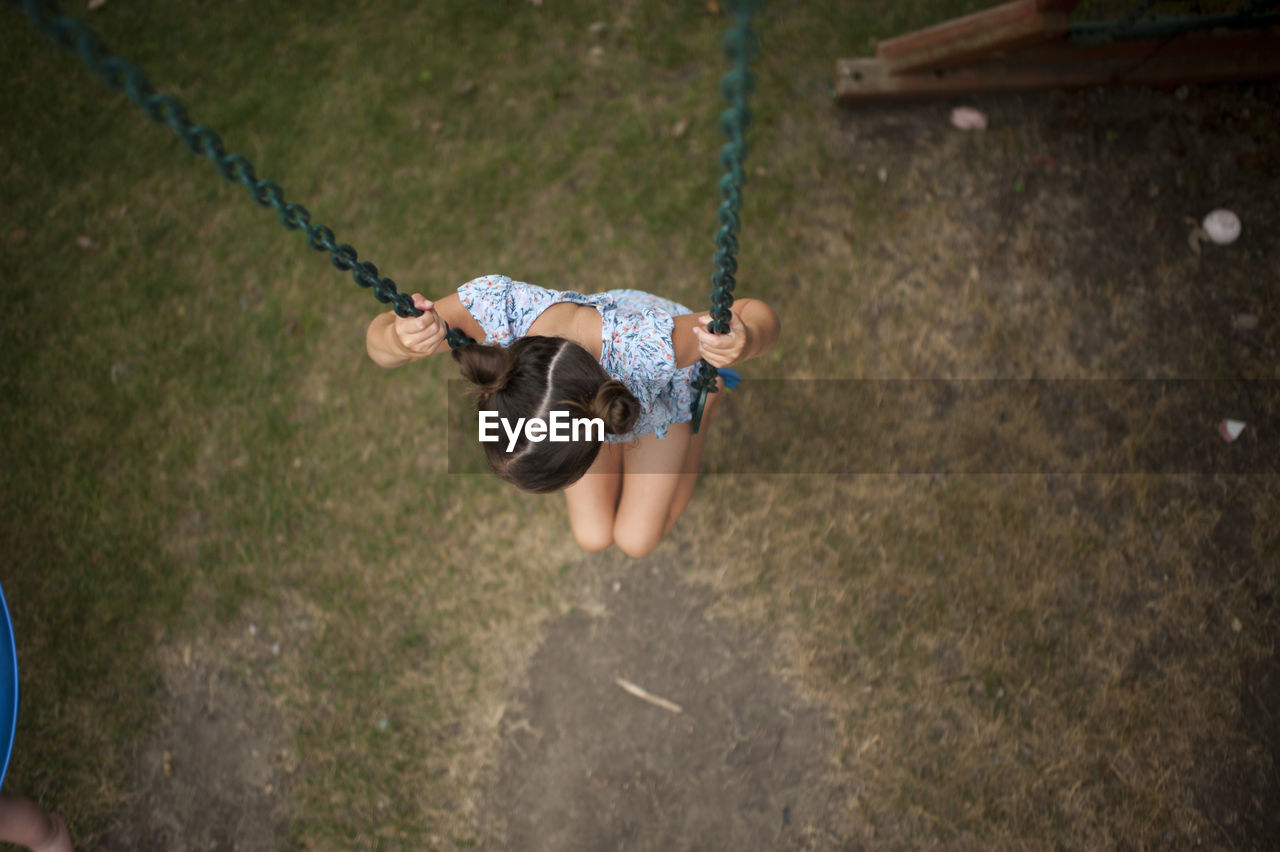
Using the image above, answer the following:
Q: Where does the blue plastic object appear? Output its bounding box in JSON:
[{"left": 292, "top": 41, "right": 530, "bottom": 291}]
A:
[
  {"left": 716, "top": 367, "right": 742, "bottom": 389},
  {"left": 0, "top": 580, "right": 17, "bottom": 790}
]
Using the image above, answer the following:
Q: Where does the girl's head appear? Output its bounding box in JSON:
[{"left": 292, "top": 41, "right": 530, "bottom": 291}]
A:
[{"left": 453, "top": 337, "right": 639, "bottom": 492}]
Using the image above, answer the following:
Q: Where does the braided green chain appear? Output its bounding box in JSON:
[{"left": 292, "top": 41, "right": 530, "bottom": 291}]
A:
[
  {"left": 11, "top": 0, "right": 475, "bottom": 348},
  {"left": 691, "top": 1, "right": 761, "bottom": 433}
]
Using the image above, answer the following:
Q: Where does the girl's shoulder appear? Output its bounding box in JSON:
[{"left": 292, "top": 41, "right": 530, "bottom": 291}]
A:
[{"left": 457, "top": 275, "right": 560, "bottom": 346}]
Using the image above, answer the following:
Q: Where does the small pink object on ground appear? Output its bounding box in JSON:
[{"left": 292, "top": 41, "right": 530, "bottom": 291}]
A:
[
  {"left": 950, "top": 107, "right": 988, "bottom": 131},
  {"left": 1218, "top": 419, "right": 1246, "bottom": 442}
]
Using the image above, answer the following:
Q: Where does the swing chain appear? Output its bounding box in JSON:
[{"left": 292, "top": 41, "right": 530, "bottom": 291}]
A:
[
  {"left": 12, "top": 0, "right": 475, "bottom": 349},
  {"left": 691, "top": 1, "right": 760, "bottom": 432}
]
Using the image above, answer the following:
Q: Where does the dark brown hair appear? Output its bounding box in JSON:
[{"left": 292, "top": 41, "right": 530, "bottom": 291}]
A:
[{"left": 452, "top": 336, "right": 640, "bottom": 492}]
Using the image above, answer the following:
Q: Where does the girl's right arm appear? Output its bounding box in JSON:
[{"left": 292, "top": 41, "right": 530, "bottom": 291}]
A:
[{"left": 366, "top": 293, "right": 480, "bottom": 368}]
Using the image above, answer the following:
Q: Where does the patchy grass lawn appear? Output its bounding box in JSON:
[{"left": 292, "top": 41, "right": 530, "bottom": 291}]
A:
[{"left": 1, "top": 0, "right": 1276, "bottom": 849}]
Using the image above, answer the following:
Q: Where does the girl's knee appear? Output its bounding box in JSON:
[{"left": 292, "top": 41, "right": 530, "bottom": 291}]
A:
[
  {"left": 612, "top": 523, "right": 662, "bottom": 559},
  {"left": 572, "top": 523, "right": 614, "bottom": 553}
]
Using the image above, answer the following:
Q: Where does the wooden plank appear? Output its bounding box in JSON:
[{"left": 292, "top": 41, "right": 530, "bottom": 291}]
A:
[
  {"left": 836, "top": 29, "right": 1280, "bottom": 102},
  {"left": 876, "top": 0, "right": 1070, "bottom": 74},
  {"left": 1034, "top": 0, "right": 1082, "bottom": 11}
]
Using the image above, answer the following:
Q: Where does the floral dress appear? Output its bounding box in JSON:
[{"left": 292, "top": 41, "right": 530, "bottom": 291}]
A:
[{"left": 456, "top": 274, "right": 698, "bottom": 442}]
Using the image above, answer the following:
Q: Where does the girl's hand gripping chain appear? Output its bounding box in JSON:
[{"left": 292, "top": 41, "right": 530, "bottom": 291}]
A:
[
  {"left": 691, "top": 310, "right": 748, "bottom": 368},
  {"left": 393, "top": 294, "right": 449, "bottom": 358}
]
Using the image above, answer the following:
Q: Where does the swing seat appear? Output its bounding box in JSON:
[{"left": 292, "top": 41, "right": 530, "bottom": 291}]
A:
[{"left": 0, "top": 582, "right": 17, "bottom": 789}]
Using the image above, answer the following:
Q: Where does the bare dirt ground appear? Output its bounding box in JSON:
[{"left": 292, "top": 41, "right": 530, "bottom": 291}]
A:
[{"left": 476, "top": 555, "right": 853, "bottom": 852}]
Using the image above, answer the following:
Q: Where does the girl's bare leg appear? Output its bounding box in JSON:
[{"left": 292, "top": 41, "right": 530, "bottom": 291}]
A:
[
  {"left": 612, "top": 426, "right": 691, "bottom": 558},
  {"left": 574, "top": 379, "right": 727, "bottom": 558},
  {"left": 563, "top": 441, "right": 624, "bottom": 552},
  {"left": 662, "top": 379, "right": 726, "bottom": 536}
]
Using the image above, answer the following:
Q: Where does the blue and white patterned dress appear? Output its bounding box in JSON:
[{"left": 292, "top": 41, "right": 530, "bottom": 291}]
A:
[{"left": 457, "top": 274, "right": 698, "bottom": 442}]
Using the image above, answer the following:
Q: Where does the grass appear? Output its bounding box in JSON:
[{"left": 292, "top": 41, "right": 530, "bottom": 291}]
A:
[{"left": 3, "top": 0, "right": 1278, "bottom": 850}]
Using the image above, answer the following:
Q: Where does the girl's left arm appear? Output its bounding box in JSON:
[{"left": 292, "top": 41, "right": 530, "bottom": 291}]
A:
[{"left": 672, "top": 298, "right": 780, "bottom": 369}]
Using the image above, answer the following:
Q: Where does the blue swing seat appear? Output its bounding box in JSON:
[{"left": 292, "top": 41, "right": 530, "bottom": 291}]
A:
[{"left": 0, "top": 582, "right": 17, "bottom": 790}]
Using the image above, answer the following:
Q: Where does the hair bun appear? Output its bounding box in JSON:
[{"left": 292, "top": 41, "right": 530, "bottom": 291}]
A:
[
  {"left": 453, "top": 343, "right": 515, "bottom": 402},
  {"left": 589, "top": 380, "right": 640, "bottom": 436}
]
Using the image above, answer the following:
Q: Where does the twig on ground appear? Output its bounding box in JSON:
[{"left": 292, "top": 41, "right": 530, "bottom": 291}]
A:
[{"left": 615, "top": 678, "right": 683, "bottom": 714}]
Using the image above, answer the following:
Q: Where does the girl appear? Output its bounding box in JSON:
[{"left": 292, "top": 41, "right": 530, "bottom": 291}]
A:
[{"left": 366, "top": 275, "right": 780, "bottom": 558}]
